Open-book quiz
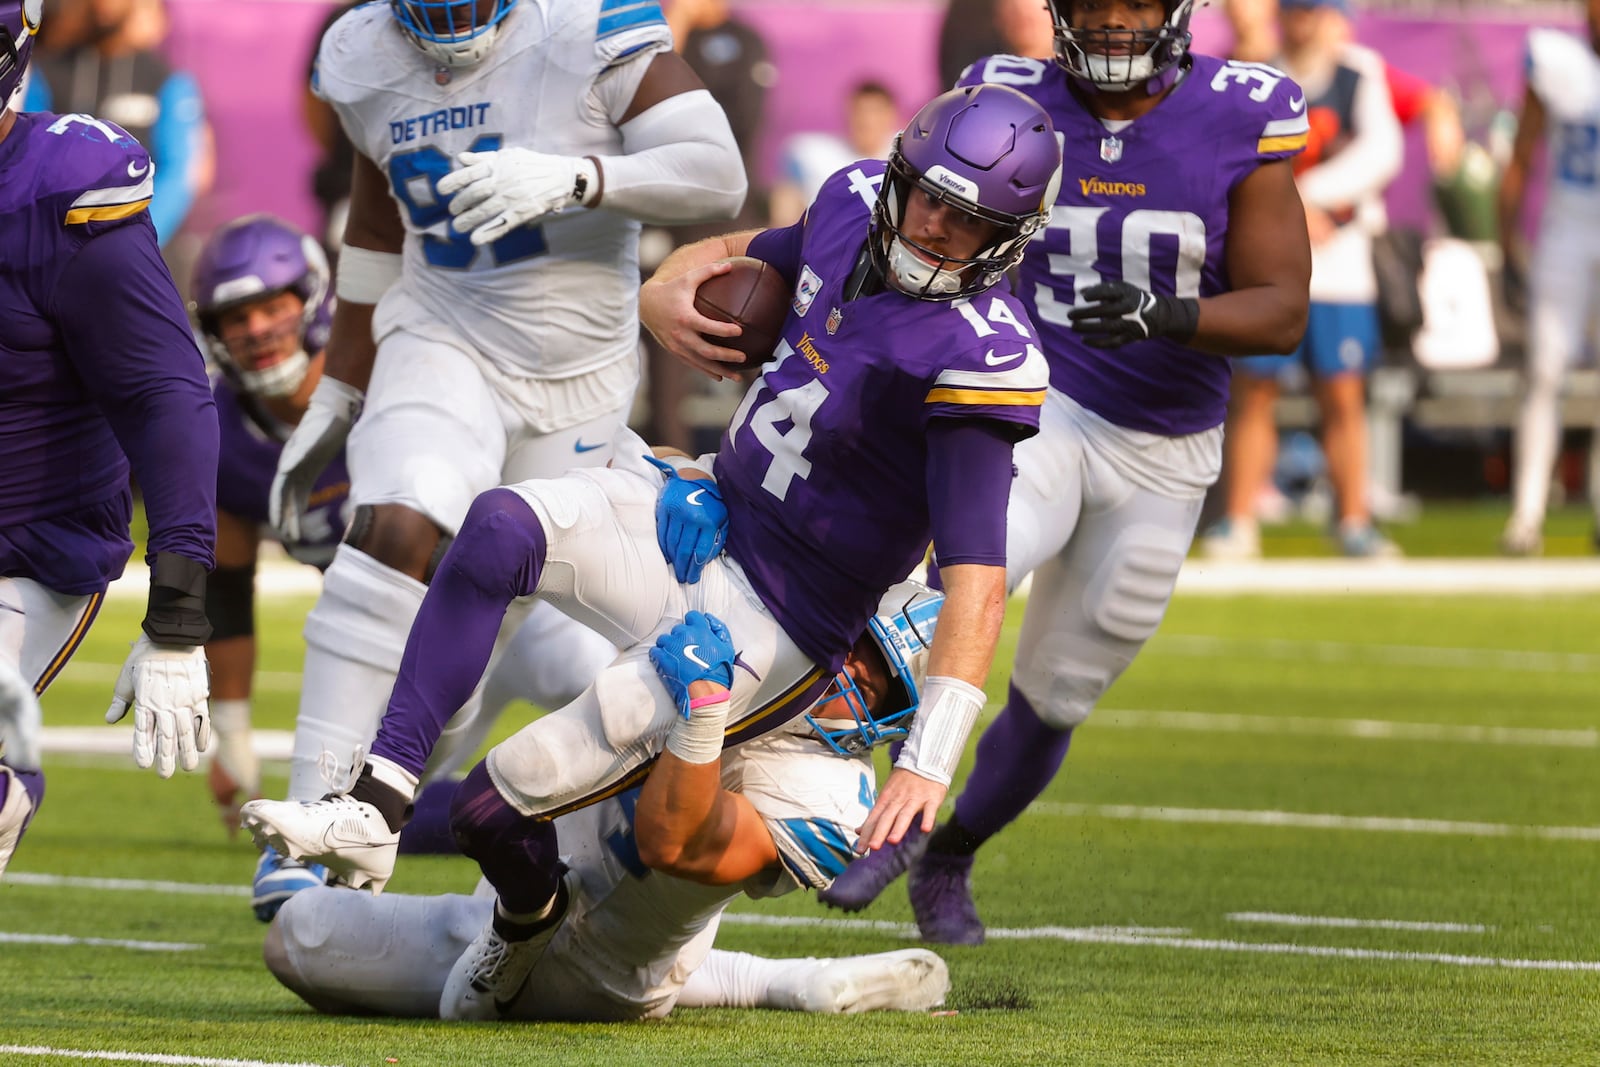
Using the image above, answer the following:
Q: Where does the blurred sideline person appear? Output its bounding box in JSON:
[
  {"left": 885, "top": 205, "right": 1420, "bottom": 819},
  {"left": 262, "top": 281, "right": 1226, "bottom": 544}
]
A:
[
  {"left": 1202, "top": 0, "right": 1402, "bottom": 560},
  {"left": 821, "top": 0, "right": 1312, "bottom": 943},
  {"left": 1, "top": 0, "right": 217, "bottom": 881},
  {"left": 22, "top": 0, "right": 212, "bottom": 251},
  {"left": 264, "top": 600, "right": 950, "bottom": 1022},
  {"left": 242, "top": 84, "right": 1060, "bottom": 1014},
  {"left": 190, "top": 214, "right": 617, "bottom": 918},
  {"left": 255, "top": 0, "right": 745, "bottom": 895},
  {"left": 767, "top": 81, "right": 900, "bottom": 228},
  {"left": 1498, "top": 0, "right": 1600, "bottom": 556}
]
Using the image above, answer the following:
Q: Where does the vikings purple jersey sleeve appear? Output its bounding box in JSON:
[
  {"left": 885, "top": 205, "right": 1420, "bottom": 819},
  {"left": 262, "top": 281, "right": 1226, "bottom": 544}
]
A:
[
  {"left": 720, "top": 160, "right": 1047, "bottom": 670},
  {"left": 0, "top": 111, "right": 217, "bottom": 594},
  {"left": 960, "top": 54, "right": 1307, "bottom": 435},
  {"left": 213, "top": 379, "right": 350, "bottom": 569}
]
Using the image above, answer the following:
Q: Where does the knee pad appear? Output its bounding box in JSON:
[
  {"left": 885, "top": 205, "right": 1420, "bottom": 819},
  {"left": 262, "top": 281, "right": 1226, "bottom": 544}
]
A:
[
  {"left": 442, "top": 489, "right": 548, "bottom": 600},
  {"left": 1082, "top": 526, "right": 1188, "bottom": 645}
]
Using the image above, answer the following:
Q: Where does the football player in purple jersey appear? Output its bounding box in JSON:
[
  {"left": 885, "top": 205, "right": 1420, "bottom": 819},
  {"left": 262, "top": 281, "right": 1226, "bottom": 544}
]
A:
[
  {"left": 0, "top": 0, "right": 218, "bottom": 882},
  {"left": 241, "top": 84, "right": 1059, "bottom": 1017},
  {"left": 818, "top": 0, "right": 1314, "bottom": 943}
]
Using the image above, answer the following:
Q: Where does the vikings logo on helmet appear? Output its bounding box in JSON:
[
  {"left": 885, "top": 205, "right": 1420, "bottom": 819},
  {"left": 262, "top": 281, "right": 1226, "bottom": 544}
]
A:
[
  {"left": 871, "top": 84, "right": 1062, "bottom": 301},
  {"left": 389, "top": 0, "right": 517, "bottom": 69},
  {"left": 0, "top": 0, "right": 43, "bottom": 106},
  {"left": 805, "top": 579, "right": 944, "bottom": 756},
  {"left": 1046, "top": 0, "right": 1197, "bottom": 93},
  {"left": 192, "top": 214, "right": 332, "bottom": 399}
]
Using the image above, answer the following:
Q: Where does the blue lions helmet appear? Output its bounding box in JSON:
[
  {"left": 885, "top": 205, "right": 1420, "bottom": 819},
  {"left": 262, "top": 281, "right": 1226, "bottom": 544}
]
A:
[
  {"left": 1047, "top": 0, "right": 1196, "bottom": 92},
  {"left": 806, "top": 580, "right": 945, "bottom": 757},
  {"left": 0, "top": 0, "right": 42, "bottom": 108},
  {"left": 390, "top": 0, "right": 517, "bottom": 69}
]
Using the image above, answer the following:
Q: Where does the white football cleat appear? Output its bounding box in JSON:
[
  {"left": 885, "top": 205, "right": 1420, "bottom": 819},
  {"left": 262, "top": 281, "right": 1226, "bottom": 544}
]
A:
[
  {"left": 440, "top": 885, "right": 569, "bottom": 1021},
  {"left": 240, "top": 795, "right": 399, "bottom": 893},
  {"left": 789, "top": 948, "right": 951, "bottom": 1014},
  {"left": 0, "top": 764, "right": 43, "bottom": 883}
]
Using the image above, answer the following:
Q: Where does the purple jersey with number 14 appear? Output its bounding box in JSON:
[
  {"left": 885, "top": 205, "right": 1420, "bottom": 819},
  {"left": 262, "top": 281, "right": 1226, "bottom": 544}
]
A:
[
  {"left": 714, "top": 159, "right": 1049, "bottom": 671},
  {"left": 960, "top": 53, "right": 1308, "bottom": 436}
]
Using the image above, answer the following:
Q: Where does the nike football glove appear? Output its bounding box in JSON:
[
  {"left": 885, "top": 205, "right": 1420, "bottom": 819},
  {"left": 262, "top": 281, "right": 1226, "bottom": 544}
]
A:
[
  {"left": 106, "top": 636, "right": 211, "bottom": 778},
  {"left": 649, "top": 611, "right": 737, "bottom": 721},
  {"left": 1067, "top": 280, "right": 1200, "bottom": 349},
  {"left": 439, "top": 148, "right": 598, "bottom": 246},
  {"left": 645, "top": 455, "right": 729, "bottom": 584}
]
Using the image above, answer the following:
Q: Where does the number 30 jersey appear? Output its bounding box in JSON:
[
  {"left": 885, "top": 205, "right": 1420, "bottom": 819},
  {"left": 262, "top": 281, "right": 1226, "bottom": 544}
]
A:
[
  {"left": 1525, "top": 28, "right": 1600, "bottom": 232},
  {"left": 960, "top": 54, "right": 1308, "bottom": 436},
  {"left": 313, "top": 1, "right": 672, "bottom": 379}
]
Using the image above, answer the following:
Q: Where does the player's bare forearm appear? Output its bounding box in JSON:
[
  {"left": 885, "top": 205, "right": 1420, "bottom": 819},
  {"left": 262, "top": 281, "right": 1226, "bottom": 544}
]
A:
[
  {"left": 635, "top": 681, "right": 778, "bottom": 883},
  {"left": 639, "top": 230, "right": 762, "bottom": 379},
  {"left": 326, "top": 151, "right": 404, "bottom": 391},
  {"left": 1498, "top": 88, "right": 1542, "bottom": 256},
  {"left": 205, "top": 635, "right": 255, "bottom": 702},
  {"left": 1202, "top": 160, "right": 1310, "bottom": 356},
  {"left": 923, "top": 563, "right": 1006, "bottom": 688},
  {"left": 322, "top": 300, "right": 379, "bottom": 391}
]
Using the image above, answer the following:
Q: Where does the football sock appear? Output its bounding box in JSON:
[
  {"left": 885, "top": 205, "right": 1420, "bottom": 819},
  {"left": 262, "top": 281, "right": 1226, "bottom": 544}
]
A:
[
  {"left": 1510, "top": 369, "right": 1561, "bottom": 528},
  {"left": 947, "top": 683, "right": 1074, "bottom": 845},
  {"left": 290, "top": 544, "right": 425, "bottom": 800}
]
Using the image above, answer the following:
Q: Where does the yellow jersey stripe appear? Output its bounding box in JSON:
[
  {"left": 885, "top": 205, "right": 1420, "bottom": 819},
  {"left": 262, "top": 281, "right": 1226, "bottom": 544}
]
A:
[
  {"left": 64, "top": 199, "right": 151, "bottom": 225},
  {"left": 1258, "top": 133, "right": 1309, "bottom": 155},
  {"left": 926, "top": 387, "right": 1046, "bottom": 408}
]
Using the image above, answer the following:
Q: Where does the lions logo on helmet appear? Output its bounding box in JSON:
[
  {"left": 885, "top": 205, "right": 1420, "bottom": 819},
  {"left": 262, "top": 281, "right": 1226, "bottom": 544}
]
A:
[
  {"left": 871, "top": 84, "right": 1062, "bottom": 301},
  {"left": 806, "top": 580, "right": 945, "bottom": 756},
  {"left": 389, "top": 0, "right": 517, "bottom": 69}
]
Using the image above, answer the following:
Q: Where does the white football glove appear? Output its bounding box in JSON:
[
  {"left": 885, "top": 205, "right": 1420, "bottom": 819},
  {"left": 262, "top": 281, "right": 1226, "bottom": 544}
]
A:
[
  {"left": 105, "top": 635, "right": 211, "bottom": 778},
  {"left": 270, "top": 375, "right": 363, "bottom": 542},
  {"left": 437, "top": 148, "right": 596, "bottom": 246}
]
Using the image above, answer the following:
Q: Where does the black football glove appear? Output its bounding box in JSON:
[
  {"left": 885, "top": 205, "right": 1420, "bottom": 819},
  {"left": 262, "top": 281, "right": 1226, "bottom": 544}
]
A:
[{"left": 1067, "top": 281, "right": 1200, "bottom": 349}]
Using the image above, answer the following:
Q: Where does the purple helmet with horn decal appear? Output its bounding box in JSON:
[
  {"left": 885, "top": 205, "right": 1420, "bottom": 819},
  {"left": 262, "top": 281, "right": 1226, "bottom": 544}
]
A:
[{"left": 0, "top": 0, "right": 42, "bottom": 107}]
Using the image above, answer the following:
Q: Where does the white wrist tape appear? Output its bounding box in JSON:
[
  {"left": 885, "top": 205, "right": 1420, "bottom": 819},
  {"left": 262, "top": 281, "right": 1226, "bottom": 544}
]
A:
[
  {"left": 210, "top": 698, "right": 259, "bottom": 794},
  {"left": 335, "top": 245, "right": 403, "bottom": 304},
  {"left": 665, "top": 695, "right": 729, "bottom": 764},
  {"left": 894, "top": 676, "right": 987, "bottom": 787}
]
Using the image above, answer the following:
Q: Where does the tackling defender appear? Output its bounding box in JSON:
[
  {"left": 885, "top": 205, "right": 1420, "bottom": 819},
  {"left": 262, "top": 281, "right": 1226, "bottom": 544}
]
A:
[
  {"left": 0, "top": 0, "right": 218, "bottom": 881},
  {"left": 243, "top": 84, "right": 1059, "bottom": 1015},
  {"left": 265, "top": 593, "right": 950, "bottom": 1021},
  {"left": 821, "top": 0, "right": 1312, "bottom": 943}
]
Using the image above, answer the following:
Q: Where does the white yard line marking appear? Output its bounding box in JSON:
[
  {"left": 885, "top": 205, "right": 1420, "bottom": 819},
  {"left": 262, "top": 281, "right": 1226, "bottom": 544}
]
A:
[
  {"left": 1227, "top": 912, "right": 1491, "bottom": 933},
  {"left": 1097, "top": 709, "right": 1599, "bottom": 749},
  {"left": 0, "top": 1048, "right": 341, "bottom": 1067},
  {"left": 0, "top": 932, "right": 203, "bottom": 952},
  {"left": 1157, "top": 634, "right": 1600, "bottom": 674},
  {"left": 56, "top": 662, "right": 304, "bottom": 691},
  {"left": 7, "top": 872, "right": 250, "bottom": 896},
  {"left": 1033, "top": 802, "right": 1600, "bottom": 841},
  {"left": 39, "top": 728, "right": 294, "bottom": 761},
  {"left": 720, "top": 915, "right": 1600, "bottom": 971}
]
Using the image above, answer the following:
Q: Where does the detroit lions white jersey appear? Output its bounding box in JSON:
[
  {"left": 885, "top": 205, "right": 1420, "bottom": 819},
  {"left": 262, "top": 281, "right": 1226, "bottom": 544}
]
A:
[
  {"left": 314, "top": 1, "right": 671, "bottom": 378},
  {"left": 1527, "top": 28, "right": 1600, "bottom": 231}
]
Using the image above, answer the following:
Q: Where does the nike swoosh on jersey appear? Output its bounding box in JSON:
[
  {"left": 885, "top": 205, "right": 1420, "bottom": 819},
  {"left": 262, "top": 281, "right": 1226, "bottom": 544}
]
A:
[
  {"left": 686, "top": 488, "right": 707, "bottom": 506},
  {"left": 573, "top": 439, "right": 605, "bottom": 453},
  {"left": 684, "top": 644, "right": 711, "bottom": 670},
  {"left": 983, "top": 348, "right": 1026, "bottom": 366},
  {"left": 127, "top": 159, "right": 150, "bottom": 178},
  {"left": 1289, "top": 95, "right": 1306, "bottom": 113}
]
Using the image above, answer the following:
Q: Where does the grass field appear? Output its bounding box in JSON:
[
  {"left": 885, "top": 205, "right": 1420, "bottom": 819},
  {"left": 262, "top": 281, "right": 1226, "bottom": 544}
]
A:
[{"left": 4, "top": 573, "right": 1600, "bottom": 1065}]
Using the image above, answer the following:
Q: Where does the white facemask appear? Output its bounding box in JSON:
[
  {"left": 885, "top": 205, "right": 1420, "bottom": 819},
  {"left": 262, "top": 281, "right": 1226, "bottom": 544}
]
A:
[{"left": 886, "top": 237, "right": 965, "bottom": 297}]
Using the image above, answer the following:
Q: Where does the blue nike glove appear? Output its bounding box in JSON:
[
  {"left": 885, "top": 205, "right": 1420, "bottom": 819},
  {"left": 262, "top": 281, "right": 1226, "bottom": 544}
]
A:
[
  {"left": 1067, "top": 280, "right": 1200, "bottom": 349},
  {"left": 649, "top": 610, "right": 737, "bottom": 720},
  {"left": 645, "top": 455, "right": 729, "bottom": 584}
]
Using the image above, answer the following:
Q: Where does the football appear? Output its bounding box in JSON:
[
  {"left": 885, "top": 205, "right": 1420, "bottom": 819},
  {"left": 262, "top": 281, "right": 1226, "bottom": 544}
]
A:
[{"left": 693, "top": 255, "right": 792, "bottom": 367}]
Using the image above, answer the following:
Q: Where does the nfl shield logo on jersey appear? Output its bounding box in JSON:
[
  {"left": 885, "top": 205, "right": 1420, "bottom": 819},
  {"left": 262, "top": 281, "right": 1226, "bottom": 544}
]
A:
[
  {"left": 1100, "top": 136, "right": 1123, "bottom": 164},
  {"left": 826, "top": 307, "right": 843, "bottom": 335}
]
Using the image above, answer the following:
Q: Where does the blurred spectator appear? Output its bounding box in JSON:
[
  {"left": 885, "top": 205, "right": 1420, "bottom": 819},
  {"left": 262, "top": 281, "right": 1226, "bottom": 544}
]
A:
[
  {"left": 302, "top": 1, "right": 359, "bottom": 256},
  {"left": 1497, "top": 8, "right": 1600, "bottom": 555},
  {"left": 938, "top": 0, "right": 1053, "bottom": 88},
  {"left": 767, "top": 81, "right": 900, "bottom": 228},
  {"left": 1203, "top": 0, "right": 1404, "bottom": 559},
  {"left": 639, "top": 0, "right": 774, "bottom": 453},
  {"left": 24, "top": 0, "right": 212, "bottom": 252}
]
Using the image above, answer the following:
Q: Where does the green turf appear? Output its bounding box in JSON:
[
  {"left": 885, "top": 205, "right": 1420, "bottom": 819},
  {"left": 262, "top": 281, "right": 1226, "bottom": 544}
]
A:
[{"left": 6, "top": 590, "right": 1600, "bottom": 1065}]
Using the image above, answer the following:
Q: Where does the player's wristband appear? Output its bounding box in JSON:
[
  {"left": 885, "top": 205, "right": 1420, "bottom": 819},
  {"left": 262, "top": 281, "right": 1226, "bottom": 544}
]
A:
[
  {"left": 143, "top": 552, "right": 212, "bottom": 645},
  {"left": 336, "top": 245, "right": 402, "bottom": 305},
  {"left": 666, "top": 694, "right": 729, "bottom": 764},
  {"left": 893, "top": 675, "right": 987, "bottom": 787}
]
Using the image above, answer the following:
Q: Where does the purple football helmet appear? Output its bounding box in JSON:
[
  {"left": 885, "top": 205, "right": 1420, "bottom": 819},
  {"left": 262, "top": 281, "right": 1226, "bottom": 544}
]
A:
[
  {"left": 390, "top": 0, "right": 516, "bottom": 69},
  {"left": 871, "top": 84, "right": 1062, "bottom": 301},
  {"left": 192, "top": 214, "right": 332, "bottom": 398},
  {"left": 1047, "top": 0, "right": 1196, "bottom": 93},
  {"left": 0, "top": 0, "right": 42, "bottom": 107}
]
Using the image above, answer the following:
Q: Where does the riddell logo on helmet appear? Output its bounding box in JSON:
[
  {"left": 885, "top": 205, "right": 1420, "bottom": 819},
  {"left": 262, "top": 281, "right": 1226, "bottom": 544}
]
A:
[
  {"left": 1078, "top": 177, "right": 1148, "bottom": 197},
  {"left": 923, "top": 165, "right": 980, "bottom": 201}
]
